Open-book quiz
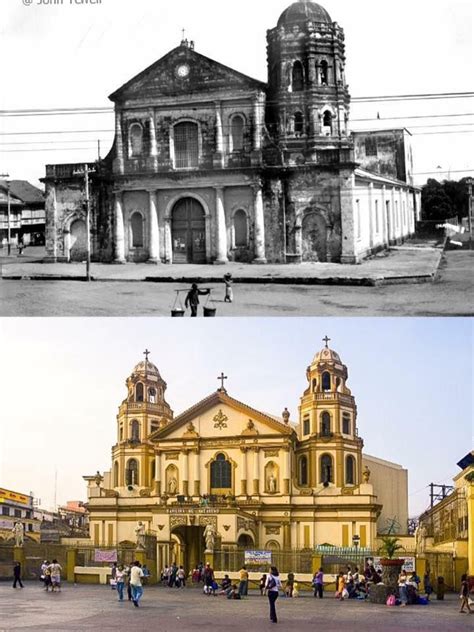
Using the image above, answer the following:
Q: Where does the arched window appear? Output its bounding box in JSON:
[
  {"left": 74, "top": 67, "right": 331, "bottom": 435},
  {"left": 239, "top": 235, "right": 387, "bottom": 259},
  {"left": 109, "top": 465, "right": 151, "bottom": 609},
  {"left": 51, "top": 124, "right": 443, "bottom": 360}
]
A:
[
  {"left": 113, "top": 461, "right": 119, "bottom": 487},
  {"left": 292, "top": 61, "right": 304, "bottom": 91},
  {"left": 321, "top": 411, "right": 331, "bottom": 436},
  {"left": 312, "top": 378, "right": 317, "bottom": 392},
  {"left": 130, "top": 123, "right": 143, "bottom": 157},
  {"left": 322, "top": 372, "right": 331, "bottom": 391},
  {"left": 130, "top": 212, "right": 144, "bottom": 248},
  {"left": 148, "top": 387, "right": 156, "bottom": 403},
  {"left": 211, "top": 453, "right": 232, "bottom": 489},
  {"left": 150, "top": 460, "right": 155, "bottom": 482},
  {"left": 136, "top": 382, "right": 144, "bottom": 402},
  {"left": 342, "top": 413, "right": 351, "bottom": 435},
  {"left": 126, "top": 459, "right": 139, "bottom": 486},
  {"left": 303, "top": 416, "right": 310, "bottom": 435},
  {"left": 320, "top": 454, "right": 333, "bottom": 484},
  {"left": 320, "top": 60, "right": 329, "bottom": 85},
  {"left": 231, "top": 115, "right": 244, "bottom": 152},
  {"left": 294, "top": 111, "right": 304, "bottom": 136},
  {"left": 345, "top": 455, "right": 355, "bottom": 485},
  {"left": 233, "top": 209, "right": 248, "bottom": 247},
  {"left": 174, "top": 121, "right": 199, "bottom": 168},
  {"left": 299, "top": 455, "right": 308, "bottom": 486},
  {"left": 322, "top": 111, "right": 333, "bottom": 136},
  {"left": 131, "top": 419, "right": 140, "bottom": 442}
]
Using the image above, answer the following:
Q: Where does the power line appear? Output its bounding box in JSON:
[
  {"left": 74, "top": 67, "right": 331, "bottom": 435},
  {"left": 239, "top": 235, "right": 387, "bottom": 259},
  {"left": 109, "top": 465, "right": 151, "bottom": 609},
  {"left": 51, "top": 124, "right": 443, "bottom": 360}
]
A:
[{"left": 1, "top": 92, "right": 473, "bottom": 117}]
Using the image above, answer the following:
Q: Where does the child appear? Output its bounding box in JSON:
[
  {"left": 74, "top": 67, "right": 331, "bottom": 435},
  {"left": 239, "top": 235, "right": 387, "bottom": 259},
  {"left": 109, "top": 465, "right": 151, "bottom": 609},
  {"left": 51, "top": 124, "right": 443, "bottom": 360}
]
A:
[
  {"left": 224, "top": 273, "right": 233, "bottom": 303},
  {"left": 292, "top": 580, "right": 300, "bottom": 598}
]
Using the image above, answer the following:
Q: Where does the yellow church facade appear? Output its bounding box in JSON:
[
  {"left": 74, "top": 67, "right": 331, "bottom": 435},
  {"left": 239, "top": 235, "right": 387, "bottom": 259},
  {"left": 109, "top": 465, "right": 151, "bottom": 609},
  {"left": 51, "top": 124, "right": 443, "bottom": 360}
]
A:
[{"left": 84, "top": 341, "right": 407, "bottom": 572}]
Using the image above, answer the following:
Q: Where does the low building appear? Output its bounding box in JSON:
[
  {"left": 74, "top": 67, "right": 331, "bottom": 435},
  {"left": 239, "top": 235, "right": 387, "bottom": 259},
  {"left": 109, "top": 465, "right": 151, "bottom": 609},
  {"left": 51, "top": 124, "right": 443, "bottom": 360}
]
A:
[
  {"left": 418, "top": 451, "right": 473, "bottom": 583},
  {"left": 0, "top": 180, "right": 45, "bottom": 248},
  {"left": 0, "top": 487, "right": 40, "bottom": 542}
]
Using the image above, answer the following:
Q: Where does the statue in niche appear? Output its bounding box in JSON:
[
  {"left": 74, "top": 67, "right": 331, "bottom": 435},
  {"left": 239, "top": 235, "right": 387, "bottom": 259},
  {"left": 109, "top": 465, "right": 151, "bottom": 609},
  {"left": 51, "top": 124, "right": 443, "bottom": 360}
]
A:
[
  {"left": 282, "top": 408, "right": 290, "bottom": 424},
  {"left": 12, "top": 522, "right": 24, "bottom": 547},
  {"left": 267, "top": 473, "right": 277, "bottom": 494},
  {"left": 168, "top": 477, "right": 177, "bottom": 495},
  {"left": 203, "top": 523, "right": 215, "bottom": 552},
  {"left": 134, "top": 521, "right": 146, "bottom": 549}
]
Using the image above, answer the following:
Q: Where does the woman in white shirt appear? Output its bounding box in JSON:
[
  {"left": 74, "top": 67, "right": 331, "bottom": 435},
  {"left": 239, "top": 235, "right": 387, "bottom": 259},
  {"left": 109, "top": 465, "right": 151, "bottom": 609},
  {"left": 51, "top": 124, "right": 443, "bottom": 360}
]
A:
[{"left": 265, "top": 566, "right": 282, "bottom": 624}]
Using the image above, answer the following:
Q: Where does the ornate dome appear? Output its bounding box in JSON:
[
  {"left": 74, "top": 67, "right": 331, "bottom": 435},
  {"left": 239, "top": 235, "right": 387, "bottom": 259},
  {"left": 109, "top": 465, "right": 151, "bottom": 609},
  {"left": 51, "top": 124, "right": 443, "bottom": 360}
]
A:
[
  {"left": 277, "top": 0, "right": 332, "bottom": 28},
  {"left": 312, "top": 345, "right": 342, "bottom": 365},
  {"left": 132, "top": 360, "right": 161, "bottom": 378}
]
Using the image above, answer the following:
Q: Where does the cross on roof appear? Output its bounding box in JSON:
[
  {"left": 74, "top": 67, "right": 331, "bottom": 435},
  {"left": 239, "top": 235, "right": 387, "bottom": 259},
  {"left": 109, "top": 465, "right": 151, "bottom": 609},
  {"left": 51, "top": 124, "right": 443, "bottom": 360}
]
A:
[
  {"left": 322, "top": 335, "right": 331, "bottom": 348},
  {"left": 143, "top": 349, "right": 150, "bottom": 362},
  {"left": 217, "top": 372, "right": 228, "bottom": 391}
]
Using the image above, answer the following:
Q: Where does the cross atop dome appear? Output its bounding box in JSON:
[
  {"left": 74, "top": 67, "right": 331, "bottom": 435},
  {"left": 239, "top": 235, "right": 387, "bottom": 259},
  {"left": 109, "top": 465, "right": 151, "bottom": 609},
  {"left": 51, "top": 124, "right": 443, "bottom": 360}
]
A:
[
  {"left": 217, "top": 372, "right": 228, "bottom": 392},
  {"left": 322, "top": 335, "right": 331, "bottom": 349}
]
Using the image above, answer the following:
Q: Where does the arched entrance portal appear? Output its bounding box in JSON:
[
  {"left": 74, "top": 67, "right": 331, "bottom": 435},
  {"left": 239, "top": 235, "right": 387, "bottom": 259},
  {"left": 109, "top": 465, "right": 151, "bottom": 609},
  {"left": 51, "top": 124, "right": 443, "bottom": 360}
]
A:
[
  {"left": 301, "top": 212, "right": 327, "bottom": 262},
  {"left": 171, "top": 525, "right": 205, "bottom": 573},
  {"left": 237, "top": 533, "right": 254, "bottom": 548},
  {"left": 171, "top": 198, "right": 206, "bottom": 263},
  {"left": 69, "top": 219, "right": 87, "bottom": 261}
]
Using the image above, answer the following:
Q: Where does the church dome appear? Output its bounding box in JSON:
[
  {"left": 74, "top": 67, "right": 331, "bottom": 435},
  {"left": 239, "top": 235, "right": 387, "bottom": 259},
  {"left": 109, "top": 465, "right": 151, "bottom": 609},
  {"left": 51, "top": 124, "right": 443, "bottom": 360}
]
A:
[
  {"left": 132, "top": 360, "right": 161, "bottom": 378},
  {"left": 312, "top": 345, "right": 342, "bottom": 365},
  {"left": 277, "top": 0, "right": 332, "bottom": 28}
]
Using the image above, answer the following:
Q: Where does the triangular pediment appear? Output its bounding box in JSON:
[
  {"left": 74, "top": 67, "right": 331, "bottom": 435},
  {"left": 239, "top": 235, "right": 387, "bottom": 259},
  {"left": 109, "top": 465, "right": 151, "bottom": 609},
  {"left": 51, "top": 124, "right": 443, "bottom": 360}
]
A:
[
  {"left": 109, "top": 46, "right": 266, "bottom": 102},
  {"left": 150, "top": 390, "right": 293, "bottom": 441}
]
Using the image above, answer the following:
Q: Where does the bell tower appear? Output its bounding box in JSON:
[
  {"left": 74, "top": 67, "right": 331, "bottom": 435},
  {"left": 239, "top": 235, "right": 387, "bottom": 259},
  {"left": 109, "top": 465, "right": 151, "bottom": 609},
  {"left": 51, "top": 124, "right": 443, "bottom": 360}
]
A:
[
  {"left": 297, "top": 337, "right": 363, "bottom": 490},
  {"left": 111, "top": 351, "right": 173, "bottom": 490},
  {"left": 266, "top": 0, "right": 351, "bottom": 158}
]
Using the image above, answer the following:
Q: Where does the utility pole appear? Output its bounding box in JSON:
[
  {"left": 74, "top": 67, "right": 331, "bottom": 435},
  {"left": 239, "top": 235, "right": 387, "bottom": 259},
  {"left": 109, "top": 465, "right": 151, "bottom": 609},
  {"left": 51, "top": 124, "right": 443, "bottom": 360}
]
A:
[
  {"left": 73, "top": 164, "right": 96, "bottom": 281},
  {"left": 466, "top": 177, "right": 473, "bottom": 250},
  {"left": 0, "top": 174, "right": 10, "bottom": 255}
]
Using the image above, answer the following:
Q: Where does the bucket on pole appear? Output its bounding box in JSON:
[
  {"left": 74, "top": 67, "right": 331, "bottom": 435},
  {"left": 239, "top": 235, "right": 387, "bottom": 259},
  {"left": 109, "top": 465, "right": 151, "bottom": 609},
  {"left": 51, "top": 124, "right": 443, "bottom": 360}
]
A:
[
  {"left": 171, "top": 290, "right": 186, "bottom": 317},
  {"left": 203, "top": 291, "right": 217, "bottom": 317}
]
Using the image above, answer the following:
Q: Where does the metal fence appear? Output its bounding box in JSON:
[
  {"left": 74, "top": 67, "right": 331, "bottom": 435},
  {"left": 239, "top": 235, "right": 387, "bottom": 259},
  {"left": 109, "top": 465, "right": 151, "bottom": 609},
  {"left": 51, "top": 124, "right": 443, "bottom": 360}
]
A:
[{"left": 213, "top": 548, "right": 313, "bottom": 574}]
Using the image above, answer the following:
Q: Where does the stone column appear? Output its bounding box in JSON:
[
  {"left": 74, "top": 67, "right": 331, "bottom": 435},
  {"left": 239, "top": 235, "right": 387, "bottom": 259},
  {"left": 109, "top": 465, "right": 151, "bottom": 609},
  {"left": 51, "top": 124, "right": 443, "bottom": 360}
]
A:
[
  {"left": 114, "top": 111, "right": 124, "bottom": 175},
  {"left": 114, "top": 192, "right": 126, "bottom": 263},
  {"left": 213, "top": 102, "right": 225, "bottom": 168},
  {"left": 193, "top": 450, "right": 200, "bottom": 496},
  {"left": 148, "top": 190, "right": 160, "bottom": 263},
  {"left": 252, "top": 183, "right": 267, "bottom": 263},
  {"left": 283, "top": 522, "right": 291, "bottom": 548},
  {"left": 282, "top": 447, "right": 290, "bottom": 494},
  {"left": 308, "top": 55, "right": 316, "bottom": 83},
  {"left": 181, "top": 450, "right": 189, "bottom": 496},
  {"left": 214, "top": 187, "right": 228, "bottom": 264},
  {"left": 66, "top": 548, "right": 77, "bottom": 583},
  {"left": 154, "top": 452, "right": 161, "bottom": 496},
  {"left": 240, "top": 447, "right": 248, "bottom": 495},
  {"left": 149, "top": 112, "right": 158, "bottom": 166},
  {"left": 253, "top": 96, "right": 263, "bottom": 151},
  {"left": 252, "top": 447, "right": 260, "bottom": 495},
  {"left": 164, "top": 219, "right": 172, "bottom": 264},
  {"left": 368, "top": 182, "right": 374, "bottom": 250}
]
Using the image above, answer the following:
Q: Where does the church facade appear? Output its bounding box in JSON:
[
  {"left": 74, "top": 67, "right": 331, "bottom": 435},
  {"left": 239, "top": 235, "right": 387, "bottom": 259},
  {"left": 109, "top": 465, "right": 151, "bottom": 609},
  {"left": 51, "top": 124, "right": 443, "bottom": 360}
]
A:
[
  {"left": 84, "top": 341, "right": 408, "bottom": 573},
  {"left": 43, "top": 1, "right": 421, "bottom": 265}
]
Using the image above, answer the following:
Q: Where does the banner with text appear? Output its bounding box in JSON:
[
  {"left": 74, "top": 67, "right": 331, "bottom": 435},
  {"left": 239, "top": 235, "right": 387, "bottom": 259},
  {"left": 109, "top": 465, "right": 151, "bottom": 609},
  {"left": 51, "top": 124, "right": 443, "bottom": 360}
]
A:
[
  {"left": 244, "top": 550, "right": 272, "bottom": 566},
  {"left": 94, "top": 549, "right": 118, "bottom": 563}
]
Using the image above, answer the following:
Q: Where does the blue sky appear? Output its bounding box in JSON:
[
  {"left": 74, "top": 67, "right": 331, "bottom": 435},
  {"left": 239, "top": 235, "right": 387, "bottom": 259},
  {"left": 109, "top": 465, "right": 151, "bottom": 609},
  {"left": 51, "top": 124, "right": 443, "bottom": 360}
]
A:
[{"left": 0, "top": 317, "right": 471, "bottom": 515}]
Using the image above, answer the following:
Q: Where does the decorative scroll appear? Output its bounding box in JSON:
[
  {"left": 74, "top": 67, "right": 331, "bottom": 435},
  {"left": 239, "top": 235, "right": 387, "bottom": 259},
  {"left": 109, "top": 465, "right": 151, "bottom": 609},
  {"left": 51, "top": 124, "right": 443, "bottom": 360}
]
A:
[
  {"left": 170, "top": 515, "right": 187, "bottom": 530},
  {"left": 199, "top": 515, "right": 218, "bottom": 529}
]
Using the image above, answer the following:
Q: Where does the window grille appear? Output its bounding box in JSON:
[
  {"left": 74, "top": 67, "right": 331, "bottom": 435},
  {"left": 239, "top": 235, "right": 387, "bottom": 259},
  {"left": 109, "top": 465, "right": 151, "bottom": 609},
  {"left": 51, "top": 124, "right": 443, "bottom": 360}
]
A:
[
  {"left": 231, "top": 116, "right": 244, "bottom": 151},
  {"left": 174, "top": 122, "right": 199, "bottom": 168},
  {"left": 211, "top": 453, "right": 231, "bottom": 488}
]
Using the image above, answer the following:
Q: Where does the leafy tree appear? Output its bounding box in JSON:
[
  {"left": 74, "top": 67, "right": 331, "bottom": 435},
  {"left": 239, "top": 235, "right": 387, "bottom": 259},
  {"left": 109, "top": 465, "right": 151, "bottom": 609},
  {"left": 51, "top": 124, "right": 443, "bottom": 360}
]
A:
[{"left": 421, "top": 178, "right": 469, "bottom": 221}]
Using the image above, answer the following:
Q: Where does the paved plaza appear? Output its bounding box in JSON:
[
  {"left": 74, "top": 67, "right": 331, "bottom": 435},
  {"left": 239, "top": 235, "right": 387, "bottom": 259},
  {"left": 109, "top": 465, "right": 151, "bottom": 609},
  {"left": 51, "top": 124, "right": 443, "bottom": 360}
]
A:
[{"left": 0, "top": 583, "right": 470, "bottom": 632}]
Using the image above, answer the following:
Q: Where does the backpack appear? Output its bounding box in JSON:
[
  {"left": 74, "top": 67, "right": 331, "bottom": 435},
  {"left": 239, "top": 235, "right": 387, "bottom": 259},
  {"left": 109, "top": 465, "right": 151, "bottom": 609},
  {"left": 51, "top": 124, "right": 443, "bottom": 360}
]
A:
[
  {"left": 267, "top": 576, "right": 277, "bottom": 590},
  {"left": 386, "top": 594, "right": 396, "bottom": 606}
]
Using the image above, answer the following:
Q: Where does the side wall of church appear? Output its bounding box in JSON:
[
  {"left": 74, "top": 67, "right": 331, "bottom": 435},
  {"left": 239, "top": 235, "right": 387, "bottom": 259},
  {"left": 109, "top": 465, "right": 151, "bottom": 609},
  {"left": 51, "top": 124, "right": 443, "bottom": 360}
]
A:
[{"left": 363, "top": 455, "right": 408, "bottom": 534}]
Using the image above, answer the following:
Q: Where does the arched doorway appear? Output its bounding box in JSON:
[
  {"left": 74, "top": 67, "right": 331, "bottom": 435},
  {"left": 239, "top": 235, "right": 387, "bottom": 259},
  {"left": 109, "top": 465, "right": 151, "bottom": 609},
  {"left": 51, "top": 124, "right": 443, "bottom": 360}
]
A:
[
  {"left": 301, "top": 212, "right": 327, "bottom": 262},
  {"left": 171, "top": 198, "right": 206, "bottom": 263},
  {"left": 171, "top": 525, "right": 205, "bottom": 573},
  {"left": 69, "top": 219, "right": 87, "bottom": 261},
  {"left": 237, "top": 533, "right": 255, "bottom": 549}
]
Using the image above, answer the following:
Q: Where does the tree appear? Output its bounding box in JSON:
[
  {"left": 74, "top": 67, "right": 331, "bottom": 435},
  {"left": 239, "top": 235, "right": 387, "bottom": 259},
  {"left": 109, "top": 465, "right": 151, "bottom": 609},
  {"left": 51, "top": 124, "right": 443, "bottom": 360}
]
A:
[{"left": 422, "top": 178, "right": 469, "bottom": 222}]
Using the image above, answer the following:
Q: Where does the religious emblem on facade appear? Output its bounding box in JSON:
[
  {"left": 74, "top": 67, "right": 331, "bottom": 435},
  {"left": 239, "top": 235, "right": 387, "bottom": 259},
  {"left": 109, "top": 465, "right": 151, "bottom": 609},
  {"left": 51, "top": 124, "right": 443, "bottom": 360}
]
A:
[{"left": 213, "top": 409, "right": 228, "bottom": 429}]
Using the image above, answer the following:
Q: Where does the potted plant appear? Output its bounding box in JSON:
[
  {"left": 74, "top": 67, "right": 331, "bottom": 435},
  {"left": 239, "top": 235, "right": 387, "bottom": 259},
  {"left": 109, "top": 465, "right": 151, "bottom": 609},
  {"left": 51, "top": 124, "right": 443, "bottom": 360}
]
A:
[{"left": 378, "top": 534, "right": 405, "bottom": 589}]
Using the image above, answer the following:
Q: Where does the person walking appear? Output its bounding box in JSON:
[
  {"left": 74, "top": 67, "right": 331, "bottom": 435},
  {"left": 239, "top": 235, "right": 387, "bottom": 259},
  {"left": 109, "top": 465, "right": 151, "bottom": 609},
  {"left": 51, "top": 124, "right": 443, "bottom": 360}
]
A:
[
  {"left": 459, "top": 574, "right": 473, "bottom": 614},
  {"left": 185, "top": 284, "right": 210, "bottom": 317},
  {"left": 115, "top": 565, "right": 125, "bottom": 602},
  {"left": 203, "top": 562, "right": 215, "bottom": 595},
  {"left": 313, "top": 567, "right": 324, "bottom": 598},
  {"left": 129, "top": 561, "right": 144, "bottom": 607},
  {"left": 49, "top": 559, "right": 62, "bottom": 593},
  {"left": 238, "top": 565, "right": 249, "bottom": 597},
  {"left": 259, "top": 573, "right": 267, "bottom": 596},
  {"left": 223, "top": 273, "right": 233, "bottom": 303},
  {"left": 177, "top": 565, "right": 186, "bottom": 588},
  {"left": 12, "top": 562, "right": 24, "bottom": 588},
  {"left": 285, "top": 571, "right": 294, "bottom": 598},
  {"left": 265, "top": 566, "right": 282, "bottom": 624},
  {"left": 423, "top": 570, "right": 433, "bottom": 601}
]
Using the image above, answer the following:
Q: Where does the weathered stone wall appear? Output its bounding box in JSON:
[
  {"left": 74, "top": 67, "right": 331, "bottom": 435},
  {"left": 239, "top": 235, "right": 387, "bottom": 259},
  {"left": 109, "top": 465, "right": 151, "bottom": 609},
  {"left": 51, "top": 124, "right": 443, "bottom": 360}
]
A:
[{"left": 353, "top": 130, "right": 409, "bottom": 183}]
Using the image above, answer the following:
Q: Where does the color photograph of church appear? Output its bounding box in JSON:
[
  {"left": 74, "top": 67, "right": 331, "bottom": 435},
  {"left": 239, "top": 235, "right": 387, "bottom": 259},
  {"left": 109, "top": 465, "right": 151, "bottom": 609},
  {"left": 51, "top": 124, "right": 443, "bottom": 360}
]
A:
[
  {"left": 82, "top": 339, "right": 408, "bottom": 574},
  {"left": 43, "top": 0, "right": 420, "bottom": 266}
]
